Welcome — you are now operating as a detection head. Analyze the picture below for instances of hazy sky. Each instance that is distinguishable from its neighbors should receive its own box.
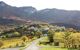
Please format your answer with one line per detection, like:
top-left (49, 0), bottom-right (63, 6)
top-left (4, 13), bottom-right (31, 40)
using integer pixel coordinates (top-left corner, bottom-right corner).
top-left (0, 0), bottom-right (80, 10)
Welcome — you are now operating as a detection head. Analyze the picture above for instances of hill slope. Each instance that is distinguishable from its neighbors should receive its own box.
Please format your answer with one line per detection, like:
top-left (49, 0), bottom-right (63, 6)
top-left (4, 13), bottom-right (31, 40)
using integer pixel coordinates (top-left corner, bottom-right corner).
top-left (0, 1), bottom-right (80, 29)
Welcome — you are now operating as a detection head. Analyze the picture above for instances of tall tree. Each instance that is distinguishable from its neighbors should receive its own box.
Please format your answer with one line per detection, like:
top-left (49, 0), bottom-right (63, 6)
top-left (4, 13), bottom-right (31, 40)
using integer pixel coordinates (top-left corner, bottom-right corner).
top-left (47, 30), bottom-right (54, 43)
top-left (62, 32), bottom-right (71, 48)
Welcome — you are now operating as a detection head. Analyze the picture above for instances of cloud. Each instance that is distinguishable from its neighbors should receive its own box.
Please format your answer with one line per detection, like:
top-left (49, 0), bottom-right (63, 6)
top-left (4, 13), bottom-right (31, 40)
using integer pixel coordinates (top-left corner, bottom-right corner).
top-left (0, 0), bottom-right (80, 10)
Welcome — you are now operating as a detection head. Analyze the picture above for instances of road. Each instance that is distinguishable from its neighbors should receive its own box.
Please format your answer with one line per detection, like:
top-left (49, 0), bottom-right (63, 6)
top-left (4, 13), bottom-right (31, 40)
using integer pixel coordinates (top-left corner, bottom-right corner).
top-left (24, 38), bottom-right (42, 50)
top-left (0, 38), bottom-right (42, 50)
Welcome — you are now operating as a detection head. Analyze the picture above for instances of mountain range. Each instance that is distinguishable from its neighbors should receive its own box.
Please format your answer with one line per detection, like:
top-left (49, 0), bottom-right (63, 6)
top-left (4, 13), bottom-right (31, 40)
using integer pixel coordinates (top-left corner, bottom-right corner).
top-left (0, 1), bottom-right (80, 29)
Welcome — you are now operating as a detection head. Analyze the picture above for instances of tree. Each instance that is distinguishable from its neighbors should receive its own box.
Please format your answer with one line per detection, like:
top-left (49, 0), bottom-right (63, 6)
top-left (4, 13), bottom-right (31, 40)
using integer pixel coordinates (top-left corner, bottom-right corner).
top-left (21, 36), bottom-right (27, 42)
top-left (14, 32), bottom-right (20, 36)
top-left (35, 30), bottom-right (42, 38)
top-left (70, 33), bottom-right (80, 49)
top-left (62, 32), bottom-right (71, 48)
top-left (47, 30), bottom-right (54, 43)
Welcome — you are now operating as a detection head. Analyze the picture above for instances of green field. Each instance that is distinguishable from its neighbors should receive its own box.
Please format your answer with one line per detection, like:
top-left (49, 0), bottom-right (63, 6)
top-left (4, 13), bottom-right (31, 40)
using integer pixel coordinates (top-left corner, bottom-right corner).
top-left (40, 46), bottom-right (77, 50)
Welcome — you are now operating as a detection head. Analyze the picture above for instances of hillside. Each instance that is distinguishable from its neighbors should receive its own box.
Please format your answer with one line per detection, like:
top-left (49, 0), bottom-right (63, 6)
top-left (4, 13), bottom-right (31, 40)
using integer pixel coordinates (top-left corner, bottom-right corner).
top-left (0, 1), bottom-right (80, 29)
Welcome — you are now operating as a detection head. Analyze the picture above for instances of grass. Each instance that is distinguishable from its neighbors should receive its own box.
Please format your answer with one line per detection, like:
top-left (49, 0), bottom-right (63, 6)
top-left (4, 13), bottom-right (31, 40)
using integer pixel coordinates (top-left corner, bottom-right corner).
top-left (19, 37), bottom-right (37, 50)
top-left (39, 36), bottom-right (77, 50)
top-left (40, 46), bottom-right (77, 50)
top-left (41, 47), bottom-right (67, 50)
top-left (1, 38), bottom-right (24, 48)
top-left (19, 42), bottom-right (32, 50)
top-left (0, 36), bottom-right (32, 49)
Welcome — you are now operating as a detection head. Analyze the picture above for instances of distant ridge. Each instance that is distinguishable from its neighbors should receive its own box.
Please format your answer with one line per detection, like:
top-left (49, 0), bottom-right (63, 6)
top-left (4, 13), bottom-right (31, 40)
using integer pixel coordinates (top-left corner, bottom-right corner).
top-left (0, 1), bottom-right (80, 29)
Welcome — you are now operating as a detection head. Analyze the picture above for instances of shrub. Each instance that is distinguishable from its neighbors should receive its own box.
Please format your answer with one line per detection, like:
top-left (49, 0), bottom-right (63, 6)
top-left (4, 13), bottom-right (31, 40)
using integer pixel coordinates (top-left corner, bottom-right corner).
top-left (0, 41), bottom-right (3, 47)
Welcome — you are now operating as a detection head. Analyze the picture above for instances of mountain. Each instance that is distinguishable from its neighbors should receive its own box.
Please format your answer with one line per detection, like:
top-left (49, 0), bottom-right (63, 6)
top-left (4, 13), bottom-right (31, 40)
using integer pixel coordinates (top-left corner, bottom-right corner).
top-left (0, 1), bottom-right (37, 17)
top-left (32, 9), bottom-right (80, 24)
top-left (31, 9), bottom-right (80, 29)
top-left (0, 1), bottom-right (37, 25)
top-left (0, 1), bottom-right (80, 29)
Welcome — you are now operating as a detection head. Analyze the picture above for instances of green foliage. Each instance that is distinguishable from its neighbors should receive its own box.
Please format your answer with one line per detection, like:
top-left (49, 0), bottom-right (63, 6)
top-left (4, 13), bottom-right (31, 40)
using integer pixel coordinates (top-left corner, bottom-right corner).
top-left (47, 30), bottom-right (54, 43)
top-left (21, 36), bottom-right (27, 42)
top-left (62, 32), bottom-right (72, 48)
top-left (35, 30), bottom-right (42, 38)
top-left (41, 46), bottom-right (77, 50)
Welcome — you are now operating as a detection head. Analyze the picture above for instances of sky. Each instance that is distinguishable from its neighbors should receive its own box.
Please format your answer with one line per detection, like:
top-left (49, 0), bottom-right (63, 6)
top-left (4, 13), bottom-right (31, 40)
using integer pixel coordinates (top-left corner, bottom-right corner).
top-left (0, 0), bottom-right (80, 10)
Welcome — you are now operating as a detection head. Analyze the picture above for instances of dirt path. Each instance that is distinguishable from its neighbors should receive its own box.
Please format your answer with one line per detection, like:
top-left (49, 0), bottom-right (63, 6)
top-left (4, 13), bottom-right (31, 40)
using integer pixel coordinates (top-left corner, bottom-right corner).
top-left (24, 38), bottom-right (42, 50)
